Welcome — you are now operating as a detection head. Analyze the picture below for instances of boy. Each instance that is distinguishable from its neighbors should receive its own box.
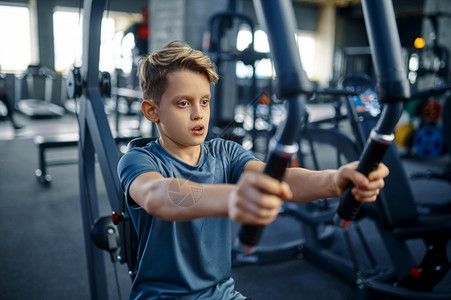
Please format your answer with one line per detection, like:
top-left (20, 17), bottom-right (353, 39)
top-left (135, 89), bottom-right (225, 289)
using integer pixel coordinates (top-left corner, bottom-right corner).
top-left (117, 41), bottom-right (389, 299)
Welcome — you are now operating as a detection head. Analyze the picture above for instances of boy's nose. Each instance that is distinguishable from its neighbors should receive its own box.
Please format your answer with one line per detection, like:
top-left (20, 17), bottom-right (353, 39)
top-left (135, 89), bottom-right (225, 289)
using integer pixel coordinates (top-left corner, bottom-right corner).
top-left (191, 106), bottom-right (203, 120)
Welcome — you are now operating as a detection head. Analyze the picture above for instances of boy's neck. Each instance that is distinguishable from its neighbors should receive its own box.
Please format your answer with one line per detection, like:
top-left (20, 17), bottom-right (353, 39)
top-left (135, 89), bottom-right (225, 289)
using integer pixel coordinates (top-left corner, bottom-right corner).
top-left (159, 137), bottom-right (202, 166)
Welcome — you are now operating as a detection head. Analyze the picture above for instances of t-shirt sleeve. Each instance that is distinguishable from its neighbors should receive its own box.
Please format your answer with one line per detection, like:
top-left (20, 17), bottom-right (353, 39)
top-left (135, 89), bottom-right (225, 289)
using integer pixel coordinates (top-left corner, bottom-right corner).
top-left (223, 140), bottom-right (260, 183)
top-left (117, 147), bottom-right (159, 204)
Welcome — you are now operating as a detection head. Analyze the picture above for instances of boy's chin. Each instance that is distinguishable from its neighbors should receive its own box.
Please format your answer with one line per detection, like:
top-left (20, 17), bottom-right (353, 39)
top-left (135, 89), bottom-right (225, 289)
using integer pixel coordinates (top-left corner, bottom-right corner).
top-left (193, 136), bottom-right (207, 144)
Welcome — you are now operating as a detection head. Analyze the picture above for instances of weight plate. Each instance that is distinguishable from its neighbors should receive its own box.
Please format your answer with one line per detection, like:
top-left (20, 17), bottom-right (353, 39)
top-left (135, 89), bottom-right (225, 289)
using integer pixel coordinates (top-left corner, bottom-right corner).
top-left (422, 99), bottom-right (442, 122)
top-left (413, 125), bottom-right (445, 160)
top-left (405, 98), bottom-right (423, 118)
top-left (394, 123), bottom-right (414, 147)
top-left (66, 67), bottom-right (82, 99)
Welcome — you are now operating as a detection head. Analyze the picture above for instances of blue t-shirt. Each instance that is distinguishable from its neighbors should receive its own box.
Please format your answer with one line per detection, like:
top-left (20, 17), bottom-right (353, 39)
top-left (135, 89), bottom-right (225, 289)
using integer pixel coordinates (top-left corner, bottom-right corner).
top-left (117, 138), bottom-right (257, 299)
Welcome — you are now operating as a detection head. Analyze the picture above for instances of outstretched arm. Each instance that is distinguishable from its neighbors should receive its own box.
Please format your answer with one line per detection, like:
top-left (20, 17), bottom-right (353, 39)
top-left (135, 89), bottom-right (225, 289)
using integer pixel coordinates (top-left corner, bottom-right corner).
top-left (245, 160), bottom-right (388, 204)
top-left (129, 168), bottom-right (289, 225)
top-left (129, 159), bottom-right (387, 224)
top-left (129, 171), bottom-right (232, 221)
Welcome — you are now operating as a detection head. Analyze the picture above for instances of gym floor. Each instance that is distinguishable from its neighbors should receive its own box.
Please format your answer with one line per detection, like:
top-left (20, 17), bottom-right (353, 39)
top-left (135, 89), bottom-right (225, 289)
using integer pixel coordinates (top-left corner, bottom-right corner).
top-left (0, 104), bottom-right (450, 300)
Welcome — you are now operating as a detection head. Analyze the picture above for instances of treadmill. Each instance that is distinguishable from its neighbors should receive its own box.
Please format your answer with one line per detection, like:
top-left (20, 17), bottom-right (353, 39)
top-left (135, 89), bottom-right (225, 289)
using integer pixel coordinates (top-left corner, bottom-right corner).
top-left (15, 65), bottom-right (65, 118)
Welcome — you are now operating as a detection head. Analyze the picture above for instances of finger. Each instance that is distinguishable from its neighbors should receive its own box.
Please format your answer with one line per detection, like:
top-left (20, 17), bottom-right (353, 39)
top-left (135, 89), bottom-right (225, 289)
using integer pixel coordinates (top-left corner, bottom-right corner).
top-left (365, 178), bottom-right (385, 190)
top-left (352, 187), bottom-right (380, 197)
top-left (237, 195), bottom-right (282, 225)
top-left (280, 181), bottom-right (293, 201)
top-left (352, 187), bottom-right (380, 202)
top-left (354, 195), bottom-right (378, 203)
top-left (348, 161), bottom-right (360, 169)
top-left (248, 172), bottom-right (291, 198)
top-left (352, 178), bottom-right (384, 195)
top-left (236, 184), bottom-right (283, 210)
top-left (246, 202), bottom-right (281, 225)
top-left (347, 170), bottom-right (369, 189)
top-left (368, 163), bottom-right (389, 181)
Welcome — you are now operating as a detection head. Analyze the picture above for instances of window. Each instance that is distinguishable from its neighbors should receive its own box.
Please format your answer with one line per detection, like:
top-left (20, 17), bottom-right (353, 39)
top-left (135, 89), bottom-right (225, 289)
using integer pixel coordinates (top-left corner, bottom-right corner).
top-left (236, 27), bottom-right (316, 79)
top-left (296, 34), bottom-right (315, 79)
top-left (53, 8), bottom-right (132, 73)
top-left (0, 5), bottom-right (31, 71)
top-left (53, 9), bottom-right (83, 72)
top-left (236, 27), bottom-right (272, 79)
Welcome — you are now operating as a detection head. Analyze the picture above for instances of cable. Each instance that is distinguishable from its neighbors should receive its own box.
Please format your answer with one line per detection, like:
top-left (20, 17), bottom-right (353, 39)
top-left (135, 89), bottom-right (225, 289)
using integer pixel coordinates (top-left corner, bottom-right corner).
top-left (111, 252), bottom-right (123, 300)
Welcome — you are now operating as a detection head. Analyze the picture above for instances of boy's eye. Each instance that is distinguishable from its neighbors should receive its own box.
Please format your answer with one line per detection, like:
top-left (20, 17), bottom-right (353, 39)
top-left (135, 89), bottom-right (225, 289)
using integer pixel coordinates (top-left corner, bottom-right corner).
top-left (201, 99), bottom-right (210, 106)
top-left (177, 100), bottom-right (189, 107)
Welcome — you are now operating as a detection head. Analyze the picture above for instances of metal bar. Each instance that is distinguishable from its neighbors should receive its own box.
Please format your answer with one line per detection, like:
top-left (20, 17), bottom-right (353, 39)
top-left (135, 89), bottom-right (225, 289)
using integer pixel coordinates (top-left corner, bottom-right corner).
top-left (237, 0), bottom-right (309, 253)
top-left (334, 0), bottom-right (409, 226)
top-left (78, 0), bottom-right (115, 299)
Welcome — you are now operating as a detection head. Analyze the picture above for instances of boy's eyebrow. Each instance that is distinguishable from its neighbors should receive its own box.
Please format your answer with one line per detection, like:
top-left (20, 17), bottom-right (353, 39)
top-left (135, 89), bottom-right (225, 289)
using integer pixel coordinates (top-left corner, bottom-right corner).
top-left (171, 93), bottom-right (211, 101)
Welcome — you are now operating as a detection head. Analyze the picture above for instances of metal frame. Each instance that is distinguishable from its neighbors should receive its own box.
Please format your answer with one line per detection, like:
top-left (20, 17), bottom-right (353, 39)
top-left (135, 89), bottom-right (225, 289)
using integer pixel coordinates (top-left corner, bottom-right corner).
top-left (77, 1), bottom-right (123, 299)
top-left (75, 0), bottom-right (450, 299)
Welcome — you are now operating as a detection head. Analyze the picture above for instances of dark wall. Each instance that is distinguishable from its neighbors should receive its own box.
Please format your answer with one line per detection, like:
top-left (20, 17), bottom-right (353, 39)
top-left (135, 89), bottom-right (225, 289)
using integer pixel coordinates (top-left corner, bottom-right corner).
top-left (336, 0), bottom-right (424, 49)
top-left (242, 0), bottom-right (318, 32)
top-left (397, 15), bottom-right (423, 49)
top-left (334, 0), bottom-right (425, 81)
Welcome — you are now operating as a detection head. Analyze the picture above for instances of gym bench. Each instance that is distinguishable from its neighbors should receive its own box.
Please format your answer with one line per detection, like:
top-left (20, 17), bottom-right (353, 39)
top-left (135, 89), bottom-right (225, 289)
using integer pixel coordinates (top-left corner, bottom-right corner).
top-left (34, 133), bottom-right (79, 184)
top-left (34, 133), bottom-right (140, 185)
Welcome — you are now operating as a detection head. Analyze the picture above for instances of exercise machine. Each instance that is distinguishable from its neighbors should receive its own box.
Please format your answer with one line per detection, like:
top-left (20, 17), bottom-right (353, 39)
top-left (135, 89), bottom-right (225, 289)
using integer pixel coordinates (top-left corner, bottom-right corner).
top-left (297, 72), bottom-right (451, 299)
top-left (402, 84), bottom-right (451, 182)
top-left (397, 13), bottom-right (451, 162)
top-left (294, 72), bottom-right (451, 298)
top-left (69, 0), bottom-right (451, 299)
top-left (231, 86), bottom-right (360, 267)
top-left (204, 0), bottom-right (273, 158)
top-left (416, 13), bottom-right (450, 85)
top-left (65, 1), bottom-right (139, 299)
top-left (15, 64), bottom-right (65, 118)
top-left (236, 0), bottom-right (451, 299)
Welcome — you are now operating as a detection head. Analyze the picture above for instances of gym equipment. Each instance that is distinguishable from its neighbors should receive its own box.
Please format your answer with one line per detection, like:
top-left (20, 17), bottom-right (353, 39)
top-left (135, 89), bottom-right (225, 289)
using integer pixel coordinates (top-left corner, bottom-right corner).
top-left (232, 87), bottom-right (362, 267)
top-left (35, 67), bottom-right (139, 186)
top-left (422, 99), bottom-right (442, 123)
top-left (15, 65), bottom-right (65, 118)
top-left (71, 1), bottom-right (451, 299)
top-left (235, 0), bottom-right (310, 254)
top-left (333, 46), bottom-right (374, 83)
top-left (110, 86), bottom-right (143, 135)
top-left (204, 0), bottom-right (271, 158)
top-left (413, 125), bottom-right (445, 160)
top-left (355, 126), bottom-right (451, 298)
top-left (247, 0), bottom-right (451, 297)
top-left (294, 70), bottom-right (451, 299)
top-left (405, 97), bottom-right (423, 118)
top-left (394, 123), bottom-right (415, 148)
top-left (402, 84), bottom-right (451, 183)
top-left (67, 1), bottom-right (139, 298)
top-left (400, 84), bottom-right (451, 160)
top-left (33, 134), bottom-right (140, 185)
top-left (416, 13), bottom-right (451, 82)
top-left (33, 134), bottom-right (79, 184)
top-left (333, 0), bottom-right (408, 227)
top-left (443, 91), bottom-right (451, 154)
top-left (91, 215), bottom-right (120, 255)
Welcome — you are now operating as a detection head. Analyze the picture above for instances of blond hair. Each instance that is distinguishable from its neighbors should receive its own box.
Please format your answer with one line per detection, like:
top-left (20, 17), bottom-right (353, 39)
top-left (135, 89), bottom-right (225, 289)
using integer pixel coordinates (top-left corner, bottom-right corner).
top-left (138, 41), bottom-right (218, 105)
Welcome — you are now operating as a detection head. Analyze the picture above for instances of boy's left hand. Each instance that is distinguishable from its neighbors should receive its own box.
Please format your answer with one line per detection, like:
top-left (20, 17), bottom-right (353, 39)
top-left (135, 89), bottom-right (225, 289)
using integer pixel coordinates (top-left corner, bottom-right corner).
top-left (334, 161), bottom-right (389, 203)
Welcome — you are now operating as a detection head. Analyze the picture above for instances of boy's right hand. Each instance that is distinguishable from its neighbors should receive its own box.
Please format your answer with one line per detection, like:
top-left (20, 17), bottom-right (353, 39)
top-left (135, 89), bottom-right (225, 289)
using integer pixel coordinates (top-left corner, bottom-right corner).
top-left (228, 172), bottom-right (292, 225)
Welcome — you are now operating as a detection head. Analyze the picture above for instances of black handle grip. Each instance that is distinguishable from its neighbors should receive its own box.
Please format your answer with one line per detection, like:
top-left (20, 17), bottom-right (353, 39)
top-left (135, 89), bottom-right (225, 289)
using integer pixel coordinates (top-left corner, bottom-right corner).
top-left (334, 130), bottom-right (392, 227)
top-left (235, 0), bottom-right (307, 254)
top-left (238, 152), bottom-right (292, 251)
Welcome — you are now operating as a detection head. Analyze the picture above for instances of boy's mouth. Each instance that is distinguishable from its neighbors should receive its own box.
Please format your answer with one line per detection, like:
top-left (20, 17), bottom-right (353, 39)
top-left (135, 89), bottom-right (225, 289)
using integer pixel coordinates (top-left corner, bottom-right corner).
top-left (190, 124), bottom-right (205, 136)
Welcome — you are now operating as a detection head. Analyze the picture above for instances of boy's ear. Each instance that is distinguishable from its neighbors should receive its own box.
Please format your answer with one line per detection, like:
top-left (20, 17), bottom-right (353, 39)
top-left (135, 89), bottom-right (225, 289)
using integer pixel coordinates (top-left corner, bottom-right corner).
top-left (142, 99), bottom-right (159, 123)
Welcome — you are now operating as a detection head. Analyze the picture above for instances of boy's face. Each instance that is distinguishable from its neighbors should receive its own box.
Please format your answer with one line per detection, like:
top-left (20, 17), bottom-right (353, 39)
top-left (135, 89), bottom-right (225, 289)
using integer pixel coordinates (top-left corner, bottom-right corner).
top-left (152, 69), bottom-right (211, 150)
